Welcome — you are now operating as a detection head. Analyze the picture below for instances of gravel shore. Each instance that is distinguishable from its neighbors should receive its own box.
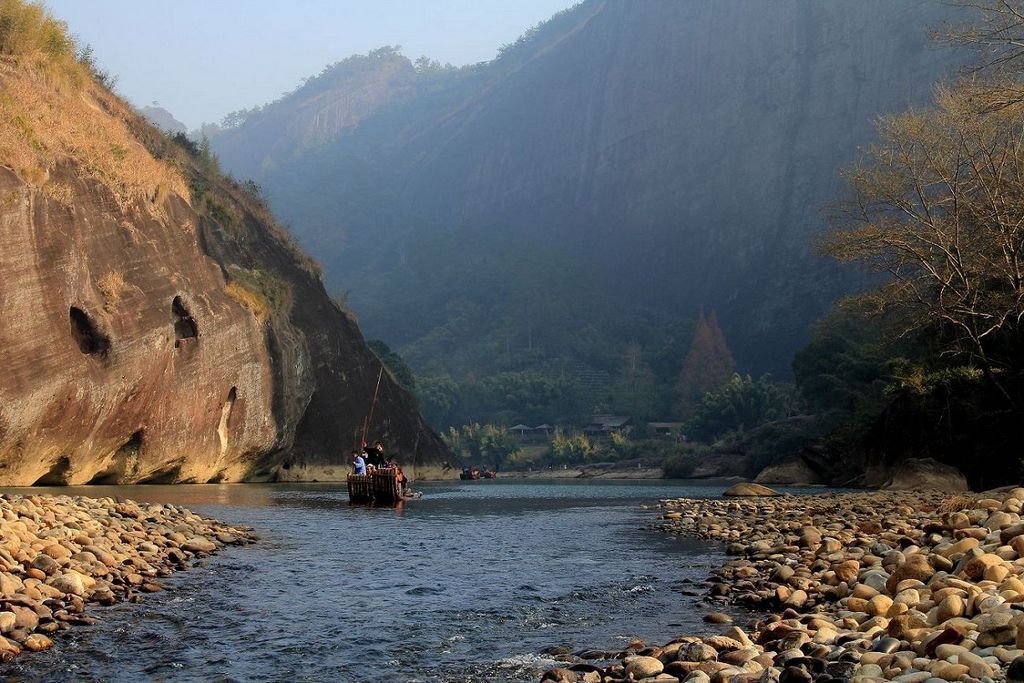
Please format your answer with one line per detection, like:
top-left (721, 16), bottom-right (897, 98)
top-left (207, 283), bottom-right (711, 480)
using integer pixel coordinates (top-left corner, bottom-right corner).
top-left (542, 488), bottom-right (1024, 683)
top-left (0, 493), bottom-right (254, 659)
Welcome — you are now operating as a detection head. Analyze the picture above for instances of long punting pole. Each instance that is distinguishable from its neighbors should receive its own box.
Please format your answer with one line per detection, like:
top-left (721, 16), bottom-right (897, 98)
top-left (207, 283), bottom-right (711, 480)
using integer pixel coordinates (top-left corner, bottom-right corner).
top-left (361, 365), bottom-right (385, 445)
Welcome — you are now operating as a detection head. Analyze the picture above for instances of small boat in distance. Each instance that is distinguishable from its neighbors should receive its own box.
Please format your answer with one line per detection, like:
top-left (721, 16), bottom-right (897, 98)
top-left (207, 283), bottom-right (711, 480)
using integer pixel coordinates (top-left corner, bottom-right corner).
top-left (460, 467), bottom-right (497, 480)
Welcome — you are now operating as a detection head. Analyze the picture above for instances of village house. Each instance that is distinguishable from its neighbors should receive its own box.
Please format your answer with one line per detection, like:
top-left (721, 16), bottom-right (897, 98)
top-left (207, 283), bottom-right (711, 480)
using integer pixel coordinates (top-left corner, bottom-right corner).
top-left (648, 422), bottom-right (685, 439)
top-left (583, 415), bottom-right (633, 437)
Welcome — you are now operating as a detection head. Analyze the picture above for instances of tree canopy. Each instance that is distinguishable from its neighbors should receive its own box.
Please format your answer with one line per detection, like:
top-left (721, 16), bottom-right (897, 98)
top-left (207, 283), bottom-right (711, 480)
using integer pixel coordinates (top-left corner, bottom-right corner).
top-left (675, 310), bottom-right (736, 419)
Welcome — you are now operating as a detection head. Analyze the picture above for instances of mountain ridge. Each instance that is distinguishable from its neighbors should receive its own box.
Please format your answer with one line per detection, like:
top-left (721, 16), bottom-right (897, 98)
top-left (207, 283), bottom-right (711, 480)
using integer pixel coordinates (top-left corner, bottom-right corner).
top-left (211, 0), bottom-right (968, 407)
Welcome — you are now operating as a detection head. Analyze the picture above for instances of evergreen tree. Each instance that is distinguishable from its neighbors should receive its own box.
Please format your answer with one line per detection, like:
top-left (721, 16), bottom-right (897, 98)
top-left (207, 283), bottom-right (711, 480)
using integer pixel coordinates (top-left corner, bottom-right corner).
top-left (675, 309), bottom-right (736, 419)
top-left (609, 342), bottom-right (658, 418)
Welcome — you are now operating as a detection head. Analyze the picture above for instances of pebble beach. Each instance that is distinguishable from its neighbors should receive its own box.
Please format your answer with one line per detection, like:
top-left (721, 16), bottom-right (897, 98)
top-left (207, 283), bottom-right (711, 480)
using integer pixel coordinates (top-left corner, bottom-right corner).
top-left (0, 493), bottom-right (254, 660)
top-left (542, 487), bottom-right (1024, 683)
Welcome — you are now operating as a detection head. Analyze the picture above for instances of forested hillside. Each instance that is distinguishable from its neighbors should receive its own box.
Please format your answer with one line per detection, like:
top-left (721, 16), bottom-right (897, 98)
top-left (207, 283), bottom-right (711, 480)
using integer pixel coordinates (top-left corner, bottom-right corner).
top-left (212, 0), bottom-right (965, 427)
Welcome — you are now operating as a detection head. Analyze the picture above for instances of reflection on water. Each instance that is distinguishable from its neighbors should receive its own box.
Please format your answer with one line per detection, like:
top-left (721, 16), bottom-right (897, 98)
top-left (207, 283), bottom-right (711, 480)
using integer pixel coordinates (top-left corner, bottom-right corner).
top-left (2, 479), bottom-right (737, 683)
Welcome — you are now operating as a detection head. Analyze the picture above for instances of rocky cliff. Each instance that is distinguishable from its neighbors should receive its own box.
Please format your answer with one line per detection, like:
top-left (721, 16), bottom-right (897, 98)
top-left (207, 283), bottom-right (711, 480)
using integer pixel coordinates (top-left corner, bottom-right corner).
top-left (213, 0), bottom-right (967, 379)
top-left (0, 32), bottom-right (448, 485)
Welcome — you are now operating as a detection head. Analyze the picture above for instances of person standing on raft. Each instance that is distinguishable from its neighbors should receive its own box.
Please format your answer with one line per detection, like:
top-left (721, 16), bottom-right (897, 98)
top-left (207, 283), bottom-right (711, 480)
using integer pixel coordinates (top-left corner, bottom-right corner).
top-left (352, 450), bottom-right (367, 475)
top-left (364, 440), bottom-right (386, 469)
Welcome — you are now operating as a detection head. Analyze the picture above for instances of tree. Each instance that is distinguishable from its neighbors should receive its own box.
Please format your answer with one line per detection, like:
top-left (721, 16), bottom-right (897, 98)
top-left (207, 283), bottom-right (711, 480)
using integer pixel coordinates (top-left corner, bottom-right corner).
top-left (442, 425), bottom-right (463, 456)
top-left (221, 107), bottom-right (257, 129)
top-left (475, 371), bottom-right (585, 424)
top-left (793, 1), bottom-right (1024, 487)
top-left (478, 424), bottom-right (519, 471)
top-left (675, 309), bottom-right (736, 418)
top-left (792, 311), bottom-right (902, 415)
top-left (609, 342), bottom-right (659, 419)
top-left (366, 339), bottom-right (416, 391)
top-left (549, 430), bottom-right (595, 464)
top-left (825, 84), bottom-right (1024, 403)
top-left (442, 423), bottom-right (518, 469)
top-left (417, 375), bottom-right (459, 427)
top-left (684, 374), bottom-right (802, 442)
top-left (940, 1), bottom-right (1024, 112)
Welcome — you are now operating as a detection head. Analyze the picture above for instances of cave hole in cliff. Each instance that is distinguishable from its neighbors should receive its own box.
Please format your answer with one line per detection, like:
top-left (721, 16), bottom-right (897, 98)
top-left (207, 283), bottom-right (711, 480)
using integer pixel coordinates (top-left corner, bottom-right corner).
top-left (137, 464), bottom-right (181, 485)
top-left (88, 430), bottom-right (143, 485)
top-left (172, 296), bottom-right (199, 342)
top-left (34, 456), bottom-right (71, 486)
top-left (69, 307), bottom-right (110, 359)
top-left (217, 387), bottom-right (237, 455)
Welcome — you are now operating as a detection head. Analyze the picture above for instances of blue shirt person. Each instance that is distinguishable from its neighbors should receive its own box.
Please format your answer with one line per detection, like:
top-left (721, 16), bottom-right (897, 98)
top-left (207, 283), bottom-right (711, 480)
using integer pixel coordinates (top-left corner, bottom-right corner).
top-left (352, 451), bottom-right (367, 475)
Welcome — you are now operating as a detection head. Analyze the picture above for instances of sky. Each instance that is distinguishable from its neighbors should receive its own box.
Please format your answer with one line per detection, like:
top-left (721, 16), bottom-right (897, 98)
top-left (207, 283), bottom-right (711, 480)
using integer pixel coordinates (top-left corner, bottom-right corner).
top-left (44, 0), bottom-right (576, 129)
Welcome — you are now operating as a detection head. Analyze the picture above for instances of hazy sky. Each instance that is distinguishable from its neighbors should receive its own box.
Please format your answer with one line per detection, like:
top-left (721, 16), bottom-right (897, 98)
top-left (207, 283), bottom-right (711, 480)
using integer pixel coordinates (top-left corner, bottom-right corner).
top-left (44, 0), bottom-right (576, 129)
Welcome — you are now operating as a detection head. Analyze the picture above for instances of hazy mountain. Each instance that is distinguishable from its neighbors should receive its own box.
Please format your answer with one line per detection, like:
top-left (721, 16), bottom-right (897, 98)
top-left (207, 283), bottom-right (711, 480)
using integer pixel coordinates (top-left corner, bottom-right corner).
top-left (212, 0), bottom-right (966, 384)
top-left (139, 104), bottom-right (187, 134)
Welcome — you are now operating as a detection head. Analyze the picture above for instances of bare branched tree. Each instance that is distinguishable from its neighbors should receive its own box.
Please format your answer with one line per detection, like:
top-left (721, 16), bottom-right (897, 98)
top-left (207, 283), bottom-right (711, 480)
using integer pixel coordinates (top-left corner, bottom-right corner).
top-left (826, 85), bottom-right (1024, 401)
top-left (941, 1), bottom-right (1024, 110)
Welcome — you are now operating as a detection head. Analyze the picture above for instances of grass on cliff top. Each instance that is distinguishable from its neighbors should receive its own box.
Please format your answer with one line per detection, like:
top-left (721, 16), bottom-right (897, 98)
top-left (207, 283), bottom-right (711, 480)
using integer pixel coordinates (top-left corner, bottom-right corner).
top-left (0, 0), bottom-right (78, 78)
top-left (0, 0), bottom-right (186, 209)
top-left (0, 0), bottom-right (322, 282)
top-left (224, 266), bottom-right (293, 323)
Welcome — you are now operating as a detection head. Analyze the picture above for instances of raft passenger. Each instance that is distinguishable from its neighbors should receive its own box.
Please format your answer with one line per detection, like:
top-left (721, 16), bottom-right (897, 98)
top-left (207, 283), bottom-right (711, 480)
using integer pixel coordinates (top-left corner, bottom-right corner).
top-left (352, 450), bottom-right (367, 476)
top-left (364, 441), bottom-right (386, 469)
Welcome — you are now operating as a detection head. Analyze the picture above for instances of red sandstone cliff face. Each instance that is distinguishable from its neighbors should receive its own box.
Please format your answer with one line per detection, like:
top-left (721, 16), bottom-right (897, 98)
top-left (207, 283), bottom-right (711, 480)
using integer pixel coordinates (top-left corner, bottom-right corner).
top-left (0, 55), bottom-right (447, 485)
top-left (0, 163), bottom-right (276, 484)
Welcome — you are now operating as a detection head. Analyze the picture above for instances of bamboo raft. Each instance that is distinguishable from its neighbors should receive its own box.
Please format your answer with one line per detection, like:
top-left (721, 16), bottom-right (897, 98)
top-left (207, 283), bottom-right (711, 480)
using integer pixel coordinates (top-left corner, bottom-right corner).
top-left (347, 467), bottom-right (403, 505)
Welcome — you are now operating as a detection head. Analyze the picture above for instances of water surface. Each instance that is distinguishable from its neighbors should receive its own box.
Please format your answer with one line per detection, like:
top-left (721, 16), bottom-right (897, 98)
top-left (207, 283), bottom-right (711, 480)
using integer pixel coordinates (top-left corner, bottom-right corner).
top-left (2, 479), bottom-right (739, 682)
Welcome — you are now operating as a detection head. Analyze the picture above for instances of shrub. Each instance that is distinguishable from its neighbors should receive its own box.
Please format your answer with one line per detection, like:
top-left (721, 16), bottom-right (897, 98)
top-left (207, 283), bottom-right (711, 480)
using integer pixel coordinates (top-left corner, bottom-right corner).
top-left (0, 0), bottom-right (75, 61)
top-left (662, 443), bottom-right (711, 478)
top-left (0, 0), bottom-right (86, 88)
top-left (548, 430), bottom-right (595, 464)
top-left (224, 267), bottom-right (291, 322)
top-left (224, 281), bottom-right (270, 322)
top-left (442, 423), bottom-right (519, 469)
top-left (97, 270), bottom-right (128, 304)
top-left (75, 43), bottom-right (116, 89)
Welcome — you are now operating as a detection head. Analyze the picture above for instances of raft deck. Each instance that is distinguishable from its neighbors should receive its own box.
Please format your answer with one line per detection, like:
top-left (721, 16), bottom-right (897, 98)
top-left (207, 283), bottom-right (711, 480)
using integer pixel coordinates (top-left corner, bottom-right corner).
top-left (347, 467), bottom-right (403, 505)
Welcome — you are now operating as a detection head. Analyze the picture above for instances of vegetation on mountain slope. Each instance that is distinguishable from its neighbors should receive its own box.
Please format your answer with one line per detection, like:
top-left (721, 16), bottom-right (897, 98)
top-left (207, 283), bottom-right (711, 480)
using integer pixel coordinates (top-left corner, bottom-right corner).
top-left (210, 1), bottom-right (964, 435)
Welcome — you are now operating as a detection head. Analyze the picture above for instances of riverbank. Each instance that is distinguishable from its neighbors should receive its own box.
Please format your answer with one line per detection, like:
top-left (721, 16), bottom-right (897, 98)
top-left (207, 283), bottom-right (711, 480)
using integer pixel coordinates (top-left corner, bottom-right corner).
top-left (0, 493), bottom-right (254, 661)
top-left (542, 488), bottom-right (1024, 682)
top-left (501, 462), bottom-right (664, 480)
top-left (271, 461), bottom-right (460, 482)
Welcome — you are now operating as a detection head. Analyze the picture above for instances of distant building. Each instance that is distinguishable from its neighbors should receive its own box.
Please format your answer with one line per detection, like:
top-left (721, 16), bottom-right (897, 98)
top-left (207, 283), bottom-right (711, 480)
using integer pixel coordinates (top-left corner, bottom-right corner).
top-left (648, 422), bottom-right (685, 439)
top-left (534, 423), bottom-right (554, 437)
top-left (584, 415), bottom-right (633, 436)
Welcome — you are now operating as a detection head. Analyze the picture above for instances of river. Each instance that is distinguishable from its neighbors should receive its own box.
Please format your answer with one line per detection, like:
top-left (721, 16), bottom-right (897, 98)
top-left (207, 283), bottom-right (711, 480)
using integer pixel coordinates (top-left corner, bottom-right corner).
top-left (3, 479), bottom-right (740, 682)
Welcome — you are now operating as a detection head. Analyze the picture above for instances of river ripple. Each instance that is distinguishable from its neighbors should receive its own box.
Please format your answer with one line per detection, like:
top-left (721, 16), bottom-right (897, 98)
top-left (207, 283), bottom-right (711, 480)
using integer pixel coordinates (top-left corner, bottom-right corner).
top-left (2, 479), bottom-right (738, 682)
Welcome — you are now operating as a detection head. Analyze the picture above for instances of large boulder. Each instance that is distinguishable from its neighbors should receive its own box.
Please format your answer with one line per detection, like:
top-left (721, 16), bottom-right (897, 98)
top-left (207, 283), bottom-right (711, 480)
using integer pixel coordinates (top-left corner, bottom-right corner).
top-left (882, 458), bottom-right (969, 492)
top-left (47, 572), bottom-right (86, 597)
top-left (723, 482), bottom-right (779, 497)
top-left (755, 455), bottom-right (822, 486)
top-left (624, 656), bottom-right (664, 678)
